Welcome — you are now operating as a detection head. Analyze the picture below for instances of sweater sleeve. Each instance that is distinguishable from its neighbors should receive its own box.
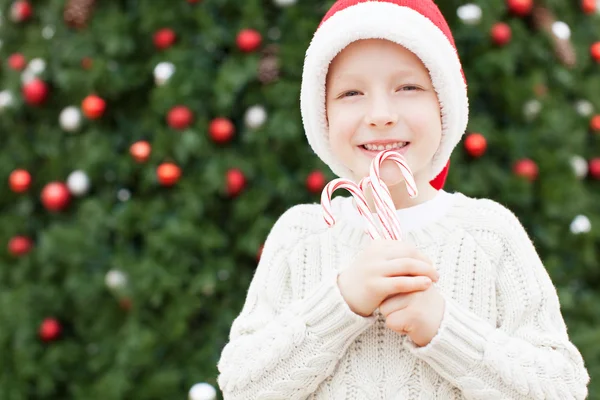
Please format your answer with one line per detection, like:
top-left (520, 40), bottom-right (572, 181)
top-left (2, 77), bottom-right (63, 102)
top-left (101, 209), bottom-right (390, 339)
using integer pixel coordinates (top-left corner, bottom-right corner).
top-left (403, 201), bottom-right (590, 399)
top-left (217, 205), bottom-right (375, 400)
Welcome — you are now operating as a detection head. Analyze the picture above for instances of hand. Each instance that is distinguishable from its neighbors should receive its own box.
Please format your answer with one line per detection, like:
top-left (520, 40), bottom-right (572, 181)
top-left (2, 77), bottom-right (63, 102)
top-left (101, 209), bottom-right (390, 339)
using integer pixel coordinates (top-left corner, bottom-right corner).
top-left (379, 284), bottom-right (446, 347)
top-left (337, 239), bottom-right (439, 318)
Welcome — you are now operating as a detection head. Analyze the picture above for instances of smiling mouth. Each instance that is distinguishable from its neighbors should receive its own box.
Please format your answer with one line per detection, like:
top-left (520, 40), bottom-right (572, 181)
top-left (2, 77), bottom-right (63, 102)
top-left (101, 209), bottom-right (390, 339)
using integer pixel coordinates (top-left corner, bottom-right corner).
top-left (359, 142), bottom-right (410, 152)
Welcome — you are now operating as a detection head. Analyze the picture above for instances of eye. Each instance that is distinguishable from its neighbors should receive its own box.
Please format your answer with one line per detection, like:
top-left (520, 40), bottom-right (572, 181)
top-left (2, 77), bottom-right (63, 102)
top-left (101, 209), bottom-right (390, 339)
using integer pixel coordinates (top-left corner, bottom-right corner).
top-left (340, 90), bottom-right (361, 98)
top-left (397, 85), bottom-right (421, 91)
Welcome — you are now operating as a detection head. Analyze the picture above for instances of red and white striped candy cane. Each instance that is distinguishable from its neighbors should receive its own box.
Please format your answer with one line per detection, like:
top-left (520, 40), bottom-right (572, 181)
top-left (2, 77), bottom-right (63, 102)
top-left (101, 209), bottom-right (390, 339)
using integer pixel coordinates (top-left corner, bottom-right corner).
top-left (366, 150), bottom-right (418, 240)
top-left (321, 178), bottom-right (381, 239)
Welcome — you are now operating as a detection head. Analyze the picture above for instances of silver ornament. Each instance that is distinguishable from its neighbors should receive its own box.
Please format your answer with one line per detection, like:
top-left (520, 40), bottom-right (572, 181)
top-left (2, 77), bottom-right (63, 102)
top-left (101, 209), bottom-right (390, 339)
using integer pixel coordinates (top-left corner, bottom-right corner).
top-left (154, 62), bottom-right (175, 86)
top-left (551, 21), bottom-right (571, 40)
top-left (570, 215), bottom-right (591, 235)
top-left (523, 99), bottom-right (542, 120)
top-left (67, 170), bottom-right (90, 196)
top-left (273, 0), bottom-right (297, 6)
top-left (244, 105), bottom-right (267, 129)
top-left (570, 156), bottom-right (588, 179)
top-left (27, 58), bottom-right (46, 75)
top-left (42, 26), bottom-right (55, 40)
top-left (575, 100), bottom-right (593, 117)
top-left (0, 90), bottom-right (15, 111)
top-left (189, 383), bottom-right (217, 400)
top-left (105, 270), bottom-right (128, 290)
top-left (457, 4), bottom-right (482, 25)
top-left (117, 189), bottom-right (131, 202)
top-left (59, 106), bottom-right (83, 132)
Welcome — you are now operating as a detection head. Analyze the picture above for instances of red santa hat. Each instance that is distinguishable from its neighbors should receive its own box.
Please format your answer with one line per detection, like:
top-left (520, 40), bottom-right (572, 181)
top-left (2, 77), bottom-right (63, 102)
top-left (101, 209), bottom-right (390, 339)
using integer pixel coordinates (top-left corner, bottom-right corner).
top-left (300, 0), bottom-right (469, 190)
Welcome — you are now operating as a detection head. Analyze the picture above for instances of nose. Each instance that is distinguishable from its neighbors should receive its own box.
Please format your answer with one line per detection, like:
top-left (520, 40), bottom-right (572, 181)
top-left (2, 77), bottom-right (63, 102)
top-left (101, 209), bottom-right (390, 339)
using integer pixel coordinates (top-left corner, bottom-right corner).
top-left (364, 95), bottom-right (398, 128)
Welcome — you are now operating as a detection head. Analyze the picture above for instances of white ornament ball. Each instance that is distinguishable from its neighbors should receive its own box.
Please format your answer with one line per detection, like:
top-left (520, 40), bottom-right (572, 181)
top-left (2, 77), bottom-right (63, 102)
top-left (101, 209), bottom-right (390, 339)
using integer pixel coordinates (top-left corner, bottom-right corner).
top-left (60, 106), bottom-right (83, 132)
top-left (28, 58), bottom-right (46, 75)
top-left (154, 62), bottom-right (175, 86)
top-left (457, 4), bottom-right (482, 25)
top-left (570, 215), bottom-right (591, 235)
top-left (570, 155), bottom-right (588, 179)
top-left (575, 100), bottom-right (593, 117)
top-left (189, 383), bottom-right (217, 400)
top-left (0, 90), bottom-right (15, 111)
top-left (67, 170), bottom-right (90, 196)
top-left (244, 105), bottom-right (267, 129)
top-left (273, 0), bottom-right (297, 6)
top-left (117, 188), bottom-right (131, 202)
top-left (551, 21), bottom-right (571, 40)
top-left (523, 99), bottom-right (542, 120)
top-left (105, 270), bottom-right (128, 290)
top-left (21, 69), bottom-right (36, 84)
top-left (42, 26), bottom-right (55, 40)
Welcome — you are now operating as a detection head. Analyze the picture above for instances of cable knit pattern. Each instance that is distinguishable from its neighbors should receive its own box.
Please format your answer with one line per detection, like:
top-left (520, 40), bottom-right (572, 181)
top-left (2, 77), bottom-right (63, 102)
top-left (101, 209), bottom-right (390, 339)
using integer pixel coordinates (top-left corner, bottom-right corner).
top-left (217, 192), bottom-right (590, 399)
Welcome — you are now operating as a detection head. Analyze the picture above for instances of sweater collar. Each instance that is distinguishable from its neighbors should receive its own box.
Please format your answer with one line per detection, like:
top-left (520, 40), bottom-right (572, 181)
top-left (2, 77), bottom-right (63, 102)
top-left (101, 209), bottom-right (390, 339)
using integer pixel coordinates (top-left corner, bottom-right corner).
top-left (340, 190), bottom-right (455, 235)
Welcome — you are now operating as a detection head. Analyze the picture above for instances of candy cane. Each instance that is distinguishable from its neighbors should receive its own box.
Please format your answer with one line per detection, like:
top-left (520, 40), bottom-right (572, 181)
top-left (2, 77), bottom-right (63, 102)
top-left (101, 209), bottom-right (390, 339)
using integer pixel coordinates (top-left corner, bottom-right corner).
top-left (320, 149), bottom-right (418, 241)
top-left (366, 150), bottom-right (418, 239)
top-left (321, 178), bottom-right (381, 239)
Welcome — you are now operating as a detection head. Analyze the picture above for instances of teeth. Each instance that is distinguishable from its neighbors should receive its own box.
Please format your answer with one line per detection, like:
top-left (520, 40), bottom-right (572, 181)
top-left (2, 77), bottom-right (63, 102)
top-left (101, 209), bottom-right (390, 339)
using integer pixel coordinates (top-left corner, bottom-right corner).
top-left (363, 142), bottom-right (407, 151)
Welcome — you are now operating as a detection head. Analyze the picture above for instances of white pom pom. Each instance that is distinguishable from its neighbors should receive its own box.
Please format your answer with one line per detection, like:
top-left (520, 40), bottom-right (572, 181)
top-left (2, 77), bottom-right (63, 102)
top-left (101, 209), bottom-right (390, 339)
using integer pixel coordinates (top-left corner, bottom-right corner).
top-left (273, 0), bottom-right (297, 6)
top-left (570, 215), bottom-right (591, 235)
top-left (60, 106), bottom-right (83, 132)
top-left (570, 155), bottom-right (588, 179)
top-left (154, 62), bottom-right (176, 86)
top-left (0, 90), bottom-right (15, 111)
top-left (189, 383), bottom-right (217, 400)
top-left (457, 4), bottom-right (482, 25)
top-left (21, 69), bottom-right (36, 84)
top-left (67, 170), bottom-right (90, 196)
top-left (523, 99), bottom-right (542, 120)
top-left (244, 105), bottom-right (267, 129)
top-left (105, 270), bottom-right (128, 290)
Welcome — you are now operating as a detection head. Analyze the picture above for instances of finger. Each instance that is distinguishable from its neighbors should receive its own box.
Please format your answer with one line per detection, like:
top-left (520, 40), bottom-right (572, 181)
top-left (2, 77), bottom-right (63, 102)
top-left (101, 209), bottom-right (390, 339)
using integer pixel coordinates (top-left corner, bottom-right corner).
top-left (380, 275), bottom-right (432, 298)
top-left (381, 259), bottom-right (439, 282)
top-left (379, 293), bottom-right (410, 317)
top-left (384, 243), bottom-right (434, 265)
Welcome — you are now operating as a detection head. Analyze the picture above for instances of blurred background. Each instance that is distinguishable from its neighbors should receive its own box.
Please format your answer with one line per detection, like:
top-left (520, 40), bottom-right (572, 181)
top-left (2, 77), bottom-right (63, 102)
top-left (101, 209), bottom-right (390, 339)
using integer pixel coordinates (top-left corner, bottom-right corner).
top-left (0, 0), bottom-right (599, 399)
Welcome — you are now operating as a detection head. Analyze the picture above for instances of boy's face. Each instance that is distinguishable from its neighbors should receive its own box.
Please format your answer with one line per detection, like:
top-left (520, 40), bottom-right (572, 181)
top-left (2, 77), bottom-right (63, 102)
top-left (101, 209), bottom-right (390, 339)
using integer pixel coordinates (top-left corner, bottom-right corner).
top-left (325, 39), bottom-right (442, 186)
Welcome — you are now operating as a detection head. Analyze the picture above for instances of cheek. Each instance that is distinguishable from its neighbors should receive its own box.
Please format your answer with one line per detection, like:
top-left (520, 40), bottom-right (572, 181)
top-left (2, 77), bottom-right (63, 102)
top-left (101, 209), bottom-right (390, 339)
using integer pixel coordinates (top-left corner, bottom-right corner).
top-left (406, 103), bottom-right (442, 141)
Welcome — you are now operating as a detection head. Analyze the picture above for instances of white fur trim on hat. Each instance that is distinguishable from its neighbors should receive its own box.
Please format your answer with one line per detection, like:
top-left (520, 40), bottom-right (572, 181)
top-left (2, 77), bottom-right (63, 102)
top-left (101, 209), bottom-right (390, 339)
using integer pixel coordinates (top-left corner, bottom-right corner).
top-left (300, 1), bottom-right (469, 182)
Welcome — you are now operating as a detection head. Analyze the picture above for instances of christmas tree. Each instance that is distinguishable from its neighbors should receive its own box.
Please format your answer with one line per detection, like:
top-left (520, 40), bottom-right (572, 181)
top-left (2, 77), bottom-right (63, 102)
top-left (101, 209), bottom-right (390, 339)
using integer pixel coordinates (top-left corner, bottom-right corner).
top-left (1, 0), bottom-right (599, 398)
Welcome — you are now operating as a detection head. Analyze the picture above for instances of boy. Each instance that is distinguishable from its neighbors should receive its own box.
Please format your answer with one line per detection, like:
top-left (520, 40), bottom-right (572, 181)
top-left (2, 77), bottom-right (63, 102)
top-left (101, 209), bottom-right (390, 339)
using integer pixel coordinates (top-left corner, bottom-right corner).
top-left (217, 1), bottom-right (590, 398)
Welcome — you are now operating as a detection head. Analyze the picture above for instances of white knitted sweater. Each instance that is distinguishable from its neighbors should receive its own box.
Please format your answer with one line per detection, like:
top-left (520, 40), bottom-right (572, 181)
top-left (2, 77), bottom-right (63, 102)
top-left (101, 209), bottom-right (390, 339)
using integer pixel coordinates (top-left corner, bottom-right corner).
top-left (217, 191), bottom-right (590, 399)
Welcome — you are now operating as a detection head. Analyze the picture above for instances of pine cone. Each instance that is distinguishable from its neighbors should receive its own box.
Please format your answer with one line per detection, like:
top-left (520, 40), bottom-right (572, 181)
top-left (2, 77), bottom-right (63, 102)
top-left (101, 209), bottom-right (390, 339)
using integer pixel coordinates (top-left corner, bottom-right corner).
top-left (64, 0), bottom-right (96, 29)
top-left (258, 45), bottom-right (280, 84)
top-left (532, 6), bottom-right (577, 68)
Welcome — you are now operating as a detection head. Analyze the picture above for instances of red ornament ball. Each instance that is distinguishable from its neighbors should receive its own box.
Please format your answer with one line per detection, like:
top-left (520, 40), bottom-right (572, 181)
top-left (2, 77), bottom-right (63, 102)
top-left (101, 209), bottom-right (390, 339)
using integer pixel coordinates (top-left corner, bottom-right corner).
top-left (257, 244), bottom-right (264, 262)
top-left (130, 140), bottom-right (152, 163)
top-left (81, 57), bottom-right (93, 70)
top-left (41, 182), bottom-right (71, 211)
top-left (464, 133), bottom-right (487, 157)
top-left (22, 78), bottom-right (49, 105)
top-left (306, 171), bottom-right (326, 194)
top-left (82, 94), bottom-right (106, 119)
top-left (8, 53), bottom-right (26, 71)
top-left (187, 0), bottom-right (201, 3)
top-left (491, 23), bottom-right (511, 46)
top-left (507, 0), bottom-right (533, 16)
top-left (236, 29), bottom-right (262, 53)
top-left (167, 106), bottom-right (194, 130)
top-left (153, 28), bottom-right (177, 50)
top-left (39, 318), bottom-right (61, 342)
top-left (8, 236), bottom-right (33, 257)
top-left (589, 158), bottom-right (600, 180)
top-left (582, 0), bottom-right (597, 14)
top-left (209, 117), bottom-right (235, 143)
top-left (591, 42), bottom-right (600, 63)
top-left (590, 115), bottom-right (600, 132)
top-left (11, 1), bottom-right (32, 22)
top-left (226, 168), bottom-right (246, 197)
top-left (513, 159), bottom-right (538, 182)
top-left (157, 163), bottom-right (181, 186)
top-left (9, 169), bottom-right (32, 193)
